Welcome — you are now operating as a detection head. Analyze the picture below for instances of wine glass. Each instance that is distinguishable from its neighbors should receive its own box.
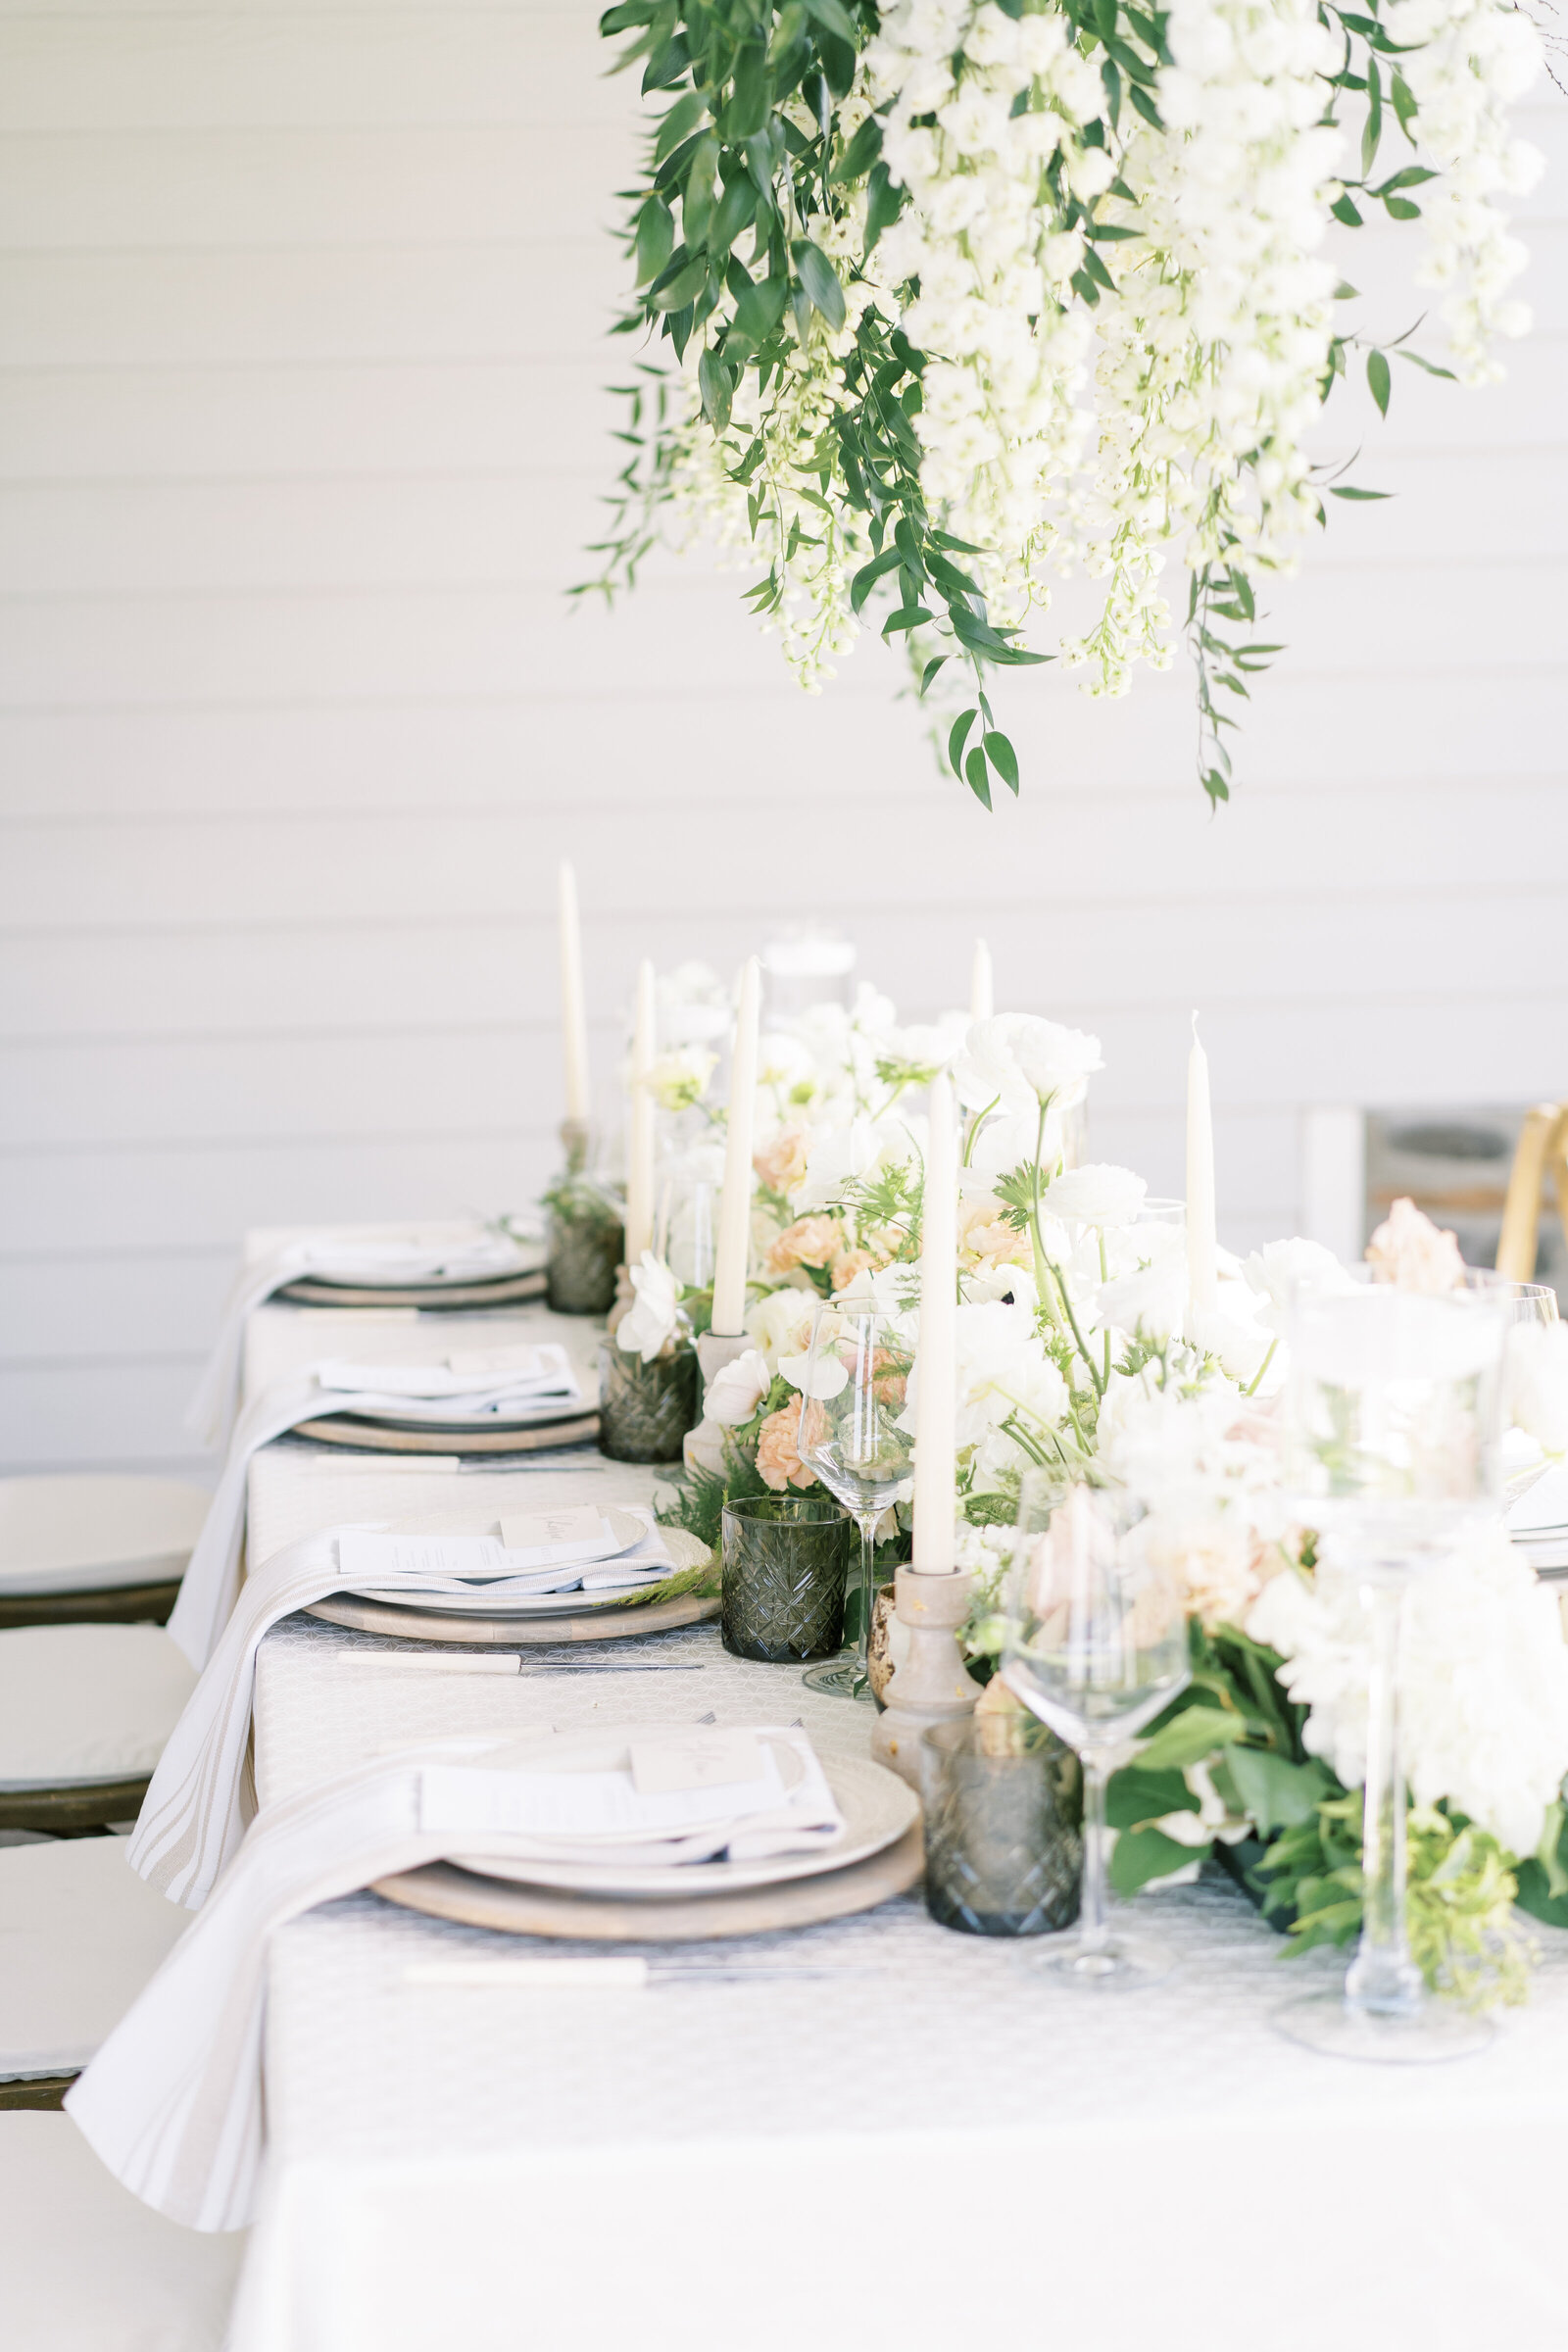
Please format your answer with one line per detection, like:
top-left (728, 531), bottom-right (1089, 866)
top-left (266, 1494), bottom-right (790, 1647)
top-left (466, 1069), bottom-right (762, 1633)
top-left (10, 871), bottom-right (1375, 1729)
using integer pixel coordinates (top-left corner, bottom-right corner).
top-left (1277, 1268), bottom-right (1511, 2061)
top-left (1000, 1470), bottom-right (1190, 1987)
top-left (654, 1167), bottom-right (717, 1294)
top-left (795, 1300), bottom-right (915, 1701)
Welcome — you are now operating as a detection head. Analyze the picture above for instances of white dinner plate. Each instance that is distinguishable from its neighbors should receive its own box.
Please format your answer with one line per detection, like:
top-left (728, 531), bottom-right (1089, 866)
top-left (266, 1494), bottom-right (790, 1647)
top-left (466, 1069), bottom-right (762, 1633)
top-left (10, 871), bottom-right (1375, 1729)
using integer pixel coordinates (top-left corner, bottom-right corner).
top-left (451, 1749), bottom-right (918, 1900)
top-left (348, 1505), bottom-right (678, 1615)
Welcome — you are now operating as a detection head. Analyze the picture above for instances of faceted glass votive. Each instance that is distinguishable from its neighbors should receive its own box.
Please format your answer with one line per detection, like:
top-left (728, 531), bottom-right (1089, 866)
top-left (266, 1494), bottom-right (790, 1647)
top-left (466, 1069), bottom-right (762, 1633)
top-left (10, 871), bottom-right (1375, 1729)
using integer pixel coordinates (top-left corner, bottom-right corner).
top-left (547, 1208), bottom-right (622, 1315)
top-left (921, 1715), bottom-right (1083, 1937)
top-left (598, 1342), bottom-right (699, 1464)
top-left (721, 1494), bottom-right (854, 1663)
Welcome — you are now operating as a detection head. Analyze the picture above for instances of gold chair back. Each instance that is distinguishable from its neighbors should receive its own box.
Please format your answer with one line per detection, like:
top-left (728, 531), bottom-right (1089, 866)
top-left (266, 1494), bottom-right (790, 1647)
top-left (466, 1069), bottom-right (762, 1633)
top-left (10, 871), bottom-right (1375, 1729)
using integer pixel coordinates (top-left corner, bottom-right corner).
top-left (1495, 1102), bottom-right (1568, 1282)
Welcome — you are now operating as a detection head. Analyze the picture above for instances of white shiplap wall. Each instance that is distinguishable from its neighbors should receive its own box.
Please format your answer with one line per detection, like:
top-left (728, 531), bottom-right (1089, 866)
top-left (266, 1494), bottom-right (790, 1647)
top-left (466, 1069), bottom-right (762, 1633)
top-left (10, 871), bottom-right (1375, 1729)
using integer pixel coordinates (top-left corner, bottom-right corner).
top-left (1, 3), bottom-right (1564, 1476)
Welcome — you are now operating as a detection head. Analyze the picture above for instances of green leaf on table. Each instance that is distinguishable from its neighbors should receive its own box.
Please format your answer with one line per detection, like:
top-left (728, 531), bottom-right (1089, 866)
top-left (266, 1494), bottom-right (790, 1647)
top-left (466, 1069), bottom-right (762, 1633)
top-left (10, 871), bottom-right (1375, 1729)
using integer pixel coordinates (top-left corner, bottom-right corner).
top-left (1105, 1765), bottom-right (1198, 1830)
top-left (1134, 1703), bottom-right (1246, 1774)
top-left (1109, 1826), bottom-right (1210, 1894)
top-left (791, 237), bottom-right (846, 329)
top-left (1224, 1748), bottom-right (1337, 1838)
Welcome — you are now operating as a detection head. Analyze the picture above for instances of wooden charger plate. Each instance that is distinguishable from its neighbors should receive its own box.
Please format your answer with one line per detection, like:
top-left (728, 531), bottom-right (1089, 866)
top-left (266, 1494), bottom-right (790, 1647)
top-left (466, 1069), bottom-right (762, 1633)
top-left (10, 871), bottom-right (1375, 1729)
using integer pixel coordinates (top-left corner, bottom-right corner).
top-left (277, 1269), bottom-right (547, 1311)
top-left (373, 1818), bottom-right (923, 1942)
top-left (306, 1588), bottom-right (719, 1644)
top-left (291, 1410), bottom-right (601, 1455)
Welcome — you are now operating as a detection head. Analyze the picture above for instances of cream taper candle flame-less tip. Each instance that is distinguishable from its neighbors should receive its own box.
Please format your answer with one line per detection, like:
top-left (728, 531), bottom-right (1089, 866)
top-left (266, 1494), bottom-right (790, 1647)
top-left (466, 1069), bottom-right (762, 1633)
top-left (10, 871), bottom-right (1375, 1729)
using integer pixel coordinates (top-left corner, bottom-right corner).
top-left (969, 939), bottom-right (994, 1025)
top-left (912, 1066), bottom-right (958, 1571)
top-left (1186, 1009), bottom-right (1218, 1317)
top-left (624, 959), bottom-right (657, 1266)
top-left (710, 956), bottom-right (760, 1337)
top-left (557, 860), bottom-right (591, 1125)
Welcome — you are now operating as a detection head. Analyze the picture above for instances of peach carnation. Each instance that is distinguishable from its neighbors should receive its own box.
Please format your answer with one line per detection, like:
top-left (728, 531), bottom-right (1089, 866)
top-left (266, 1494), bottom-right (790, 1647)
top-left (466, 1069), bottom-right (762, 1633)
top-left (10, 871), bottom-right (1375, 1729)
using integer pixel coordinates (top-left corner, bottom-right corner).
top-left (755, 1402), bottom-right (821, 1492)
top-left (755, 1125), bottom-right (811, 1196)
top-left (830, 1248), bottom-right (877, 1293)
top-left (766, 1214), bottom-right (842, 1275)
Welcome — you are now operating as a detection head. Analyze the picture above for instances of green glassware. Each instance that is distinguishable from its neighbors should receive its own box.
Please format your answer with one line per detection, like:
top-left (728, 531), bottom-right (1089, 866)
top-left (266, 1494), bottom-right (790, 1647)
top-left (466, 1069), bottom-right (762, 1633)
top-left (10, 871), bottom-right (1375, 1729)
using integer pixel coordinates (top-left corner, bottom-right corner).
top-left (720, 1493), bottom-right (855, 1664)
top-left (920, 1715), bottom-right (1083, 1937)
top-left (598, 1342), bottom-right (699, 1464)
top-left (547, 1207), bottom-right (622, 1315)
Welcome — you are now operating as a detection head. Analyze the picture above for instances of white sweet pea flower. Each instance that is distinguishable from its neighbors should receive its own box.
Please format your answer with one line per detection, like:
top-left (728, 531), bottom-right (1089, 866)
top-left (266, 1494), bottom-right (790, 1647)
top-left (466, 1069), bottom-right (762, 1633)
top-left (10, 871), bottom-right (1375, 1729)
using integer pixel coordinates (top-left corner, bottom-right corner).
top-left (615, 1252), bottom-right (681, 1363)
top-left (744, 1287), bottom-right (820, 1371)
top-left (703, 1348), bottom-right (773, 1429)
top-left (794, 1117), bottom-right (884, 1211)
top-left (1041, 1163), bottom-right (1148, 1226)
top-left (777, 1348), bottom-right (850, 1400)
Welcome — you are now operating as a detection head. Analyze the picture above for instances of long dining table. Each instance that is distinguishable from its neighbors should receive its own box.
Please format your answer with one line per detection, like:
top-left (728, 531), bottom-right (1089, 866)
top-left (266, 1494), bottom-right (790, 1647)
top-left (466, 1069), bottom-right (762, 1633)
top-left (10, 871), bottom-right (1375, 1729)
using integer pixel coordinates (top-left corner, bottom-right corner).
top-left (217, 1297), bottom-right (1568, 2352)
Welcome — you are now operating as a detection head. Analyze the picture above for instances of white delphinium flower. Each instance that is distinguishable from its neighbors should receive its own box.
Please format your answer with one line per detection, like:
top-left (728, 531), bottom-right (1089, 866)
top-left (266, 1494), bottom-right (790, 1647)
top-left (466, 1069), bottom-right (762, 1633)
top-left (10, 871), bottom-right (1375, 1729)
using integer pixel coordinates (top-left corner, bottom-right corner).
top-left (615, 1253), bottom-right (682, 1362)
top-left (1248, 1524), bottom-right (1568, 1855)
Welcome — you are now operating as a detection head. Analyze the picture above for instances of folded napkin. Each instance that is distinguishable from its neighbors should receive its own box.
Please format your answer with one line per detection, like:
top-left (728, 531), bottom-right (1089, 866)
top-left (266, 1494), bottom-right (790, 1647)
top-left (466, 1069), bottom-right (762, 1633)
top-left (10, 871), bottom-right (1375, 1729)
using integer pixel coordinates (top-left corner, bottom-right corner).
top-left (167, 1348), bottom-right (584, 1671)
top-left (136, 1509), bottom-right (682, 1908)
top-left (74, 1725), bottom-right (841, 2232)
top-left (186, 1222), bottom-right (534, 1452)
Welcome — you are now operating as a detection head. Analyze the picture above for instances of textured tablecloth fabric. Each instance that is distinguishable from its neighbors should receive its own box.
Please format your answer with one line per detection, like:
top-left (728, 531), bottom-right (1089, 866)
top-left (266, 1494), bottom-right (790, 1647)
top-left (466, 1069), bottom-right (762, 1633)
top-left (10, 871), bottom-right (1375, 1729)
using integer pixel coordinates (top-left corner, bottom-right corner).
top-left (212, 1447), bottom-right (1568, 2352)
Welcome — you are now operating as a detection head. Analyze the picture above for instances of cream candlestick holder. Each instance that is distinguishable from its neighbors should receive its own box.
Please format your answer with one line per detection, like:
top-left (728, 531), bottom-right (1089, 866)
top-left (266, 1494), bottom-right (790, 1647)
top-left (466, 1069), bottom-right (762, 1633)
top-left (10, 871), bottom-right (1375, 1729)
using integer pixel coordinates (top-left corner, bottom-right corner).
top-left (870, 1567), bottom-right (978, 1791)
top-left (697, 1330), bottom-right (753, 1401)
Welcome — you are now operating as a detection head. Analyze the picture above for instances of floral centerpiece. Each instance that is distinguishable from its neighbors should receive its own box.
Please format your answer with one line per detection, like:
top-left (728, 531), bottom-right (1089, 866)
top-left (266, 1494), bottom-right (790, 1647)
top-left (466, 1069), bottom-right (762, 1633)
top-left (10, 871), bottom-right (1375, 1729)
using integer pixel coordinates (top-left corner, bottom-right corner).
top-left (584, 0), bottom-right (1544, 803)
top-left (666, 972), bottom-right (1568, 2005)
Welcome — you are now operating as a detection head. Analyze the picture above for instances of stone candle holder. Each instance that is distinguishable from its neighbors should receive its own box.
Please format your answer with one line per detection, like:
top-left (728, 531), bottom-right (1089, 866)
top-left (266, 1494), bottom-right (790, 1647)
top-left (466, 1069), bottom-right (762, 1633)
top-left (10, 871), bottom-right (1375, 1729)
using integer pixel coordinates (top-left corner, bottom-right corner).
top-left (870, 1567), bottom-right (978, 1791)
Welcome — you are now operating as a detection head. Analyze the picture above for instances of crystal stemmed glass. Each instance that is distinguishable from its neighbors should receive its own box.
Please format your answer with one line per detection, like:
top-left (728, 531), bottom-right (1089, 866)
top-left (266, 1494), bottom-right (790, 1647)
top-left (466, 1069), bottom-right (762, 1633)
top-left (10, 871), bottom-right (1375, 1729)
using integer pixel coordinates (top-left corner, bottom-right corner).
top-left (795, 1300), bottom-right (915, 1701)
top-left (1001, 1471), bottom-right (1191, 1987)
top-left (1276, 1269), bottom-right (1512, 2062)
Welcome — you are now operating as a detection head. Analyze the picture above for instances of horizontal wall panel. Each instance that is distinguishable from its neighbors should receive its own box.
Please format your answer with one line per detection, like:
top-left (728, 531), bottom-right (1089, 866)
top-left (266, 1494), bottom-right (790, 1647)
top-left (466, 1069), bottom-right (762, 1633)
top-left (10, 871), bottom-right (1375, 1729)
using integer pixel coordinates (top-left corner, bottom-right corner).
top-left (0, 555), bottom-right (1562, 709)
top-left (2, 663), bottom-right (1563, 818)
top-left (0, 1250), bottom-right (231, 1363)
top-left (6, 776), bottom-right (1568, 930)
top-left (0, 122), bottom-right (642, 250)
top-left (6, 885), bottom-right (1568, 1044)
top-left (0, 240), bottom-right (623, 368)
top-left (0, 14), bottom-right (620, 134)
top-left (7, 441), bottom-right (1567, 598)
top-left (0, 1133), bottom-right (547, 1255)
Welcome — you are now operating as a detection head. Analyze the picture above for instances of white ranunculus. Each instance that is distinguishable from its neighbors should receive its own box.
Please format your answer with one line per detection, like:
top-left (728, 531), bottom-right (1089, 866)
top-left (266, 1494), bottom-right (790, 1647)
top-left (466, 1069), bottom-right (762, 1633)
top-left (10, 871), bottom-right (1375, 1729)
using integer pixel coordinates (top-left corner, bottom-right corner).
top-left (1509, 1321), bottom-right (1568, 1453)
top-left (615, 1252), bottom-right (681, 1363)
top-left (703, 1347), bottom-right (773, 1428)
top-left (1041, 1163), bottom-right (1148, 1226)
top-left (953, 1014), bottom-right (1103, 1114)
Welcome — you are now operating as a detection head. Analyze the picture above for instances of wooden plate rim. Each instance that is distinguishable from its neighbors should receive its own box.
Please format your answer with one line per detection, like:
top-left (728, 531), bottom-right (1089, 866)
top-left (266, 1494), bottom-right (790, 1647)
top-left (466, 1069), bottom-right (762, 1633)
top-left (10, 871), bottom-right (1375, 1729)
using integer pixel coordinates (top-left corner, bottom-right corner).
top-left (303, 1588), bottom-right (721, 1644)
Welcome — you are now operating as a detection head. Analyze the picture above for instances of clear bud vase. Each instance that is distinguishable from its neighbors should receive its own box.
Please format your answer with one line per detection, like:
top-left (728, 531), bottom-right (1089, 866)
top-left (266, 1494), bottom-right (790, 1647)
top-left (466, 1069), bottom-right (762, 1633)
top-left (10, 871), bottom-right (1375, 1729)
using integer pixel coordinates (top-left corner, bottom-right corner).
top-left (598, 1341), bottom-right (699, 1464)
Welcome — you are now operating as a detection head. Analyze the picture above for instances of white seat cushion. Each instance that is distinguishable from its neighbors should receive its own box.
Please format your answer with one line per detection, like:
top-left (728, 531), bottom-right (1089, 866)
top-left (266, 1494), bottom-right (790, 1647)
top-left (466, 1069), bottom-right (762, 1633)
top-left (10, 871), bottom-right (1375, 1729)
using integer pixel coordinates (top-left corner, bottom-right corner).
top-left (0, 2115), bottom-right (244, 2352)
top-left (0, 1838), bottom-right (190, 2078)
top-left (0, 1626), bottom-right (197, 1789)
top-left (0, 1477), bottom-right (210, 1597)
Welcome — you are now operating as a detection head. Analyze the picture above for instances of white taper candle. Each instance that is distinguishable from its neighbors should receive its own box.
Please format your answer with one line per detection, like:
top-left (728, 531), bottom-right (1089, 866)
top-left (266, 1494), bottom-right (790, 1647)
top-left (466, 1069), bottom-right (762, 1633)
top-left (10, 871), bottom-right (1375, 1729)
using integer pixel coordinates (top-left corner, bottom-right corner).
top-left (913, 1067), bottom-right (958, 1571)
top-left (623, 959), bottom-right (657, 1265)
top-left (969, 939), bottom-right (994, 1024)
top-left (1186, 1010), bottom-right (1218, 1316)
top-left (557, 861), bottom-right (591, 1124)
top-left (710, 956), bottom-right (760, 1336)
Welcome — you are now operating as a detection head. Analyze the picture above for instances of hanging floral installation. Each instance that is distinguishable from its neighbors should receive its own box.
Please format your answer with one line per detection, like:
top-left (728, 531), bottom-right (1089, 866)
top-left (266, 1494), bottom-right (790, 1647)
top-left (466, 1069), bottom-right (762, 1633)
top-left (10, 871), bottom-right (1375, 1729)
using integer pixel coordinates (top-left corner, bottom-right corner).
top-left (578, 0), bottom-right (1544, 804)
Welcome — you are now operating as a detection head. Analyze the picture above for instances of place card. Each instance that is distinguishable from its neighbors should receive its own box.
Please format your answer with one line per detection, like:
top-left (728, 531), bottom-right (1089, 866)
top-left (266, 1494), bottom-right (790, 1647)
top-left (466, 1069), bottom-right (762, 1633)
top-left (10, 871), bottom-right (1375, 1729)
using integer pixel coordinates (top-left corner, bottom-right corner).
top-left (628, 1730), bottom-right (765, 1796)
top-left (498, 1505), bottom-right (616, 1555)
top-left (447, 1346), bottom-right (551, 1378)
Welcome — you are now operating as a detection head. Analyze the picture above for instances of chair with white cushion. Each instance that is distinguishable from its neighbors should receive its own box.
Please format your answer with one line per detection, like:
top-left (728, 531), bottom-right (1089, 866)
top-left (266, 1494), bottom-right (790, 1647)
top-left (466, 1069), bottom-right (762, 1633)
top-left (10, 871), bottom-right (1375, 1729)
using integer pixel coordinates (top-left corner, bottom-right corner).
top-left (0, 2114), bottom-right (244, 2351)
top-left (0, 1476), bottom-right (210, 1630)
top-left (0, 1838), bottom-right (190, 2111)
top-left (0, 1624), bottom-right (197, 1836)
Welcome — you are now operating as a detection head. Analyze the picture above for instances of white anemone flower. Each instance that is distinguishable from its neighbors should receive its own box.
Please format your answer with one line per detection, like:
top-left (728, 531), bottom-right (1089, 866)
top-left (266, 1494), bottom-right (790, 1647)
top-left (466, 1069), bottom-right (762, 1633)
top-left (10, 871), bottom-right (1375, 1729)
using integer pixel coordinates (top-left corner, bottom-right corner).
top-left (953, 1014), bottom-right (1104, 1113)
top-left (615, 1252), bottom-right (681, 1363)
top-left (1041, 1163), bottom-right (1148, 1226)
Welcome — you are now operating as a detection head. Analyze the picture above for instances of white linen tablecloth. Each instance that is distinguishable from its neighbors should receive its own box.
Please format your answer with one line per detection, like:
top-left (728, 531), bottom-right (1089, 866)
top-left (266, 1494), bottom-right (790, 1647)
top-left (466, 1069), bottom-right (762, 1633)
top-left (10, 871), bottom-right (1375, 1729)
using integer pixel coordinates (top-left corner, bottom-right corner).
top-left (224, 1554), bottom-right (1568, 2350)
top-left (174, 1328), bottom-right (1568, 2352)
